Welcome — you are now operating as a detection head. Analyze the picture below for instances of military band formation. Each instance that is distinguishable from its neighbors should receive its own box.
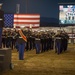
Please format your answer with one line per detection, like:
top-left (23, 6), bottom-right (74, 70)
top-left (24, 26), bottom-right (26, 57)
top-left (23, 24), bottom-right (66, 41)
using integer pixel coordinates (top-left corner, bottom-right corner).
top-left (0, 3), bottom-right (69, 60)
top-left (1, 27), bottom-right (69, 60)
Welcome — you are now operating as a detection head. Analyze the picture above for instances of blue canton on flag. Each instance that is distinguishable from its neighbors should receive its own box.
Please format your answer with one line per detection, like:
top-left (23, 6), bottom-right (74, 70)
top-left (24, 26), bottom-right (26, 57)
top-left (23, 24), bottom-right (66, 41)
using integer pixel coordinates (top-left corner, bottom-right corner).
top-left (4, 14), bottom-right (14, 28)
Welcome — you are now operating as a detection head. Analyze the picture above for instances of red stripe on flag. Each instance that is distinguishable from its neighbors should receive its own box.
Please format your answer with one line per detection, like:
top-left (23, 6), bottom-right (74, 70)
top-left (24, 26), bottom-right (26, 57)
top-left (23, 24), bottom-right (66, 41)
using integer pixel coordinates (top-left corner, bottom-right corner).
top-left (14, 14), bottom-right (40, 28)
top-left (14, 22), bottom-right (40, 24)
top-left (14, 18), bottom-right (40, 20)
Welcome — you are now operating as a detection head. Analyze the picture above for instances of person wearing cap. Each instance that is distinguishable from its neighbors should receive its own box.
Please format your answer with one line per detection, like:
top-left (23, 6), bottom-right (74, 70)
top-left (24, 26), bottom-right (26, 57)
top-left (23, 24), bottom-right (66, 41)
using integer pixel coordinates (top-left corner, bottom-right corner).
top-left (0, 3), bottom-right (4, 48)
top-left (35, 33), bottom-right (41, 54)
top-left (54, 30), bottom-right (62, 54)
top-left (15, 27), bottom-right (27, 60)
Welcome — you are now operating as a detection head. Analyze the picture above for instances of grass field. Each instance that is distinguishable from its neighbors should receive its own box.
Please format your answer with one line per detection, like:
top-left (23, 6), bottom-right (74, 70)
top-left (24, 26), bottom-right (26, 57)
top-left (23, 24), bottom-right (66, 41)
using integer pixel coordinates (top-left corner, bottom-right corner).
top-left (0, 44), bottom-right (75, 75)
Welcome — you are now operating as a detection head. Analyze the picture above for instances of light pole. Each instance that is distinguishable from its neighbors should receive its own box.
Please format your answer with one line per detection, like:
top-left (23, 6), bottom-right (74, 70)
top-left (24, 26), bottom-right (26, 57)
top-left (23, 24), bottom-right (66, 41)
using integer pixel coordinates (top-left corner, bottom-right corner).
top-left (16, 4), bottom-right (20, 14)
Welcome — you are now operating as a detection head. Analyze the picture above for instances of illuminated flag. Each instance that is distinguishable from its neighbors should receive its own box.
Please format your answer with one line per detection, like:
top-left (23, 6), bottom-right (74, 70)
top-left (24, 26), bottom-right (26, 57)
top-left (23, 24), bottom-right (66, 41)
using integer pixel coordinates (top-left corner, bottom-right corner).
top-left (4, 14), bottom-right (40, 28)
top-left (14, 14), bottom-right (40, 28)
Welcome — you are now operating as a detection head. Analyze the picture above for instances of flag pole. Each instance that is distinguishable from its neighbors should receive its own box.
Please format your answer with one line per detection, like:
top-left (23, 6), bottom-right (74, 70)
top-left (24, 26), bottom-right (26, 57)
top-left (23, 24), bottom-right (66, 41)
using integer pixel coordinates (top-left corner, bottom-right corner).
top-left (16, 4), bottom-right (20, 14)
top-left (14, 4), bottom-right (20, 28)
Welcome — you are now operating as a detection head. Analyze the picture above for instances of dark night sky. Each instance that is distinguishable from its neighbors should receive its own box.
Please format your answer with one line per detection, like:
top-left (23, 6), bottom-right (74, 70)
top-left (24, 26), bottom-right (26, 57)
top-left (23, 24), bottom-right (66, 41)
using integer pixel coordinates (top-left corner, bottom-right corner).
top-left (0, 0), bottom-right (75, 26)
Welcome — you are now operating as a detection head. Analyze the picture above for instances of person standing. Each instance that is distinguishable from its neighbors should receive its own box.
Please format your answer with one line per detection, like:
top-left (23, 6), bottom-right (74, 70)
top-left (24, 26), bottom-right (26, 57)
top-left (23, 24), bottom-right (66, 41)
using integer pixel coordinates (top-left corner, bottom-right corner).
top-left (35, 34), bottom-right (41, 54)
top-left (0, 3), bottom-right (4, 48)
top-left (16, 28), bottom-right (27, 60)
top-left (2, 29), bottom-right (6, 48)
top-left (54, 30), bottom-right (62, 54)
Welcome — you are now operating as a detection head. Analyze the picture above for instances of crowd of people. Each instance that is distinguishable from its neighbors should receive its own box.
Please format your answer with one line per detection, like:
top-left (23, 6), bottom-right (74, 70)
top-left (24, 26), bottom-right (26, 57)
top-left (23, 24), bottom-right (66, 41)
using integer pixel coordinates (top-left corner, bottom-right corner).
top-left (1, 28), bottom-right (69, 55)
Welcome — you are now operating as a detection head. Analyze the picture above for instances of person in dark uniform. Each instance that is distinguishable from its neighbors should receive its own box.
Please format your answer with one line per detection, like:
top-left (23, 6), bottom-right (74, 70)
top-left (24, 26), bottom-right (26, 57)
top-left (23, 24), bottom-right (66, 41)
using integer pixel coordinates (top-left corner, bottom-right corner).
top-left (26, 34), bottom-right (29, 51)
top-left (6, 28), bottom-right (12, 48)
top-left (49, 32), bottom-right (53, 50)
top-left (61, 31), bottom-right (69, 51)
top-left (29, 34), bottom-right (33, 50)
top-left (44, 34), bottom-right (47, 52)
top-left (32, 33), bottom-right (35, 50)
top-left (11, 28), bottom-right (17, 49)
top-left (51, 31), bottom-right (55, 50)
top-left (64, 32), bottom-right (69, 51)
top-left (54, 30), bottom-right (62, 54)
top-left (16, 28), bottom-right (27, 60)
top-left (35, 33), bottom-right (41, 54)
top-left (2, 29), bottom-right (6, 48)
top-left (26, 29), bottom-right (32, 51)
top-left (0, 3), bottom-right (4, 48)
top-left (40, 33), bottom-right (44, 53)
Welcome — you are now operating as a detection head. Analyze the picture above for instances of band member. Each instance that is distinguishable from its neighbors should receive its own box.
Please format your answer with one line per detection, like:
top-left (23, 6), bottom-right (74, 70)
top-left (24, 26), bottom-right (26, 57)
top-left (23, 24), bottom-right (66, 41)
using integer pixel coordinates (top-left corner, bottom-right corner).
top-left (0, 3), bottom-right (4, 48)
top-left (16, 28), bottom-right (27, 60)
top-left (35, 34), bottom-right (41, 54)
top-left (2, 29), bottom-right (6, 48)
top-left (55, 30), bottom-right (62, 54)
top-left (6, 29), bottom-right (12, 48)
top-left (29, 34), bottom-right (33, 50)
top-left (11, 29), bottom-right (17, 49)
top-left (61, 31), bottom-right (69, 51)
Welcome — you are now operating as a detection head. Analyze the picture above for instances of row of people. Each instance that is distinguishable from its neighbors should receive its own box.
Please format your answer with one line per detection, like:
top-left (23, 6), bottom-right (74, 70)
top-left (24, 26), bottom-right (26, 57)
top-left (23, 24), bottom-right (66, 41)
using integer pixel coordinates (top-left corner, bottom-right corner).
top-left (15, 28), bottom-right (55, 60)
top-left (1, 28), bottom-right (69, 60)
top-left (2, 28), bottom-right (17, 49)
top-left (15, 28), bottom-right (69, 55)
top-left (1, 28), bottom-right (55, 51)
top-left (54, 30), bottom-right (69, 54)
top-left (2, 28), bottom-right (69, 52)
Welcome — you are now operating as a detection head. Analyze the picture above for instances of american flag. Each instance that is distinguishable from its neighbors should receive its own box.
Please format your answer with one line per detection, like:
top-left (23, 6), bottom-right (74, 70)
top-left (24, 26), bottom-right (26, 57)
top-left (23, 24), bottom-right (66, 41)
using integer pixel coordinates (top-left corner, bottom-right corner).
top-left (4, 14), bottom-right (40, 28)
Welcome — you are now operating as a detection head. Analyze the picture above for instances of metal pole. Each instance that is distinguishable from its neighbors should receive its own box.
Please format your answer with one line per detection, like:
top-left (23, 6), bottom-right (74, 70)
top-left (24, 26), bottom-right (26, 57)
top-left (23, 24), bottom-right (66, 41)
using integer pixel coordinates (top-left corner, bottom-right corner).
top-left (14, 4), bottom-right (20, 28)
top-left (72, 26), bottom-right (74, 44)
top-left (16, 4), bottom-right (20, 14)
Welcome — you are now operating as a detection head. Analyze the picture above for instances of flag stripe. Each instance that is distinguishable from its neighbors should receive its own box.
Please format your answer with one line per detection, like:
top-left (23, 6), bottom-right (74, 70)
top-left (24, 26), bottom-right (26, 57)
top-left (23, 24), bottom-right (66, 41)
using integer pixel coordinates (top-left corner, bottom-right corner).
top-left (14, 20), bottom-right (40, 22)
top-left (14, 22), bottom-right (40, 24)
top-left (14, 14), bottom-right (40, 18)
top-left (14, 24), bottom-right (39, 26)
top-left (14, 18), bottom-right (40, 20)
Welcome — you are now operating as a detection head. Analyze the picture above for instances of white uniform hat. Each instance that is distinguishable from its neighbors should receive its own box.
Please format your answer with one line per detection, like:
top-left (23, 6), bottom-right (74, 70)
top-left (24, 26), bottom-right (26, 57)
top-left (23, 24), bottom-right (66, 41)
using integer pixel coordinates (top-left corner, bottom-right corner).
top-left (20, 26), bottom-right (25, 28)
